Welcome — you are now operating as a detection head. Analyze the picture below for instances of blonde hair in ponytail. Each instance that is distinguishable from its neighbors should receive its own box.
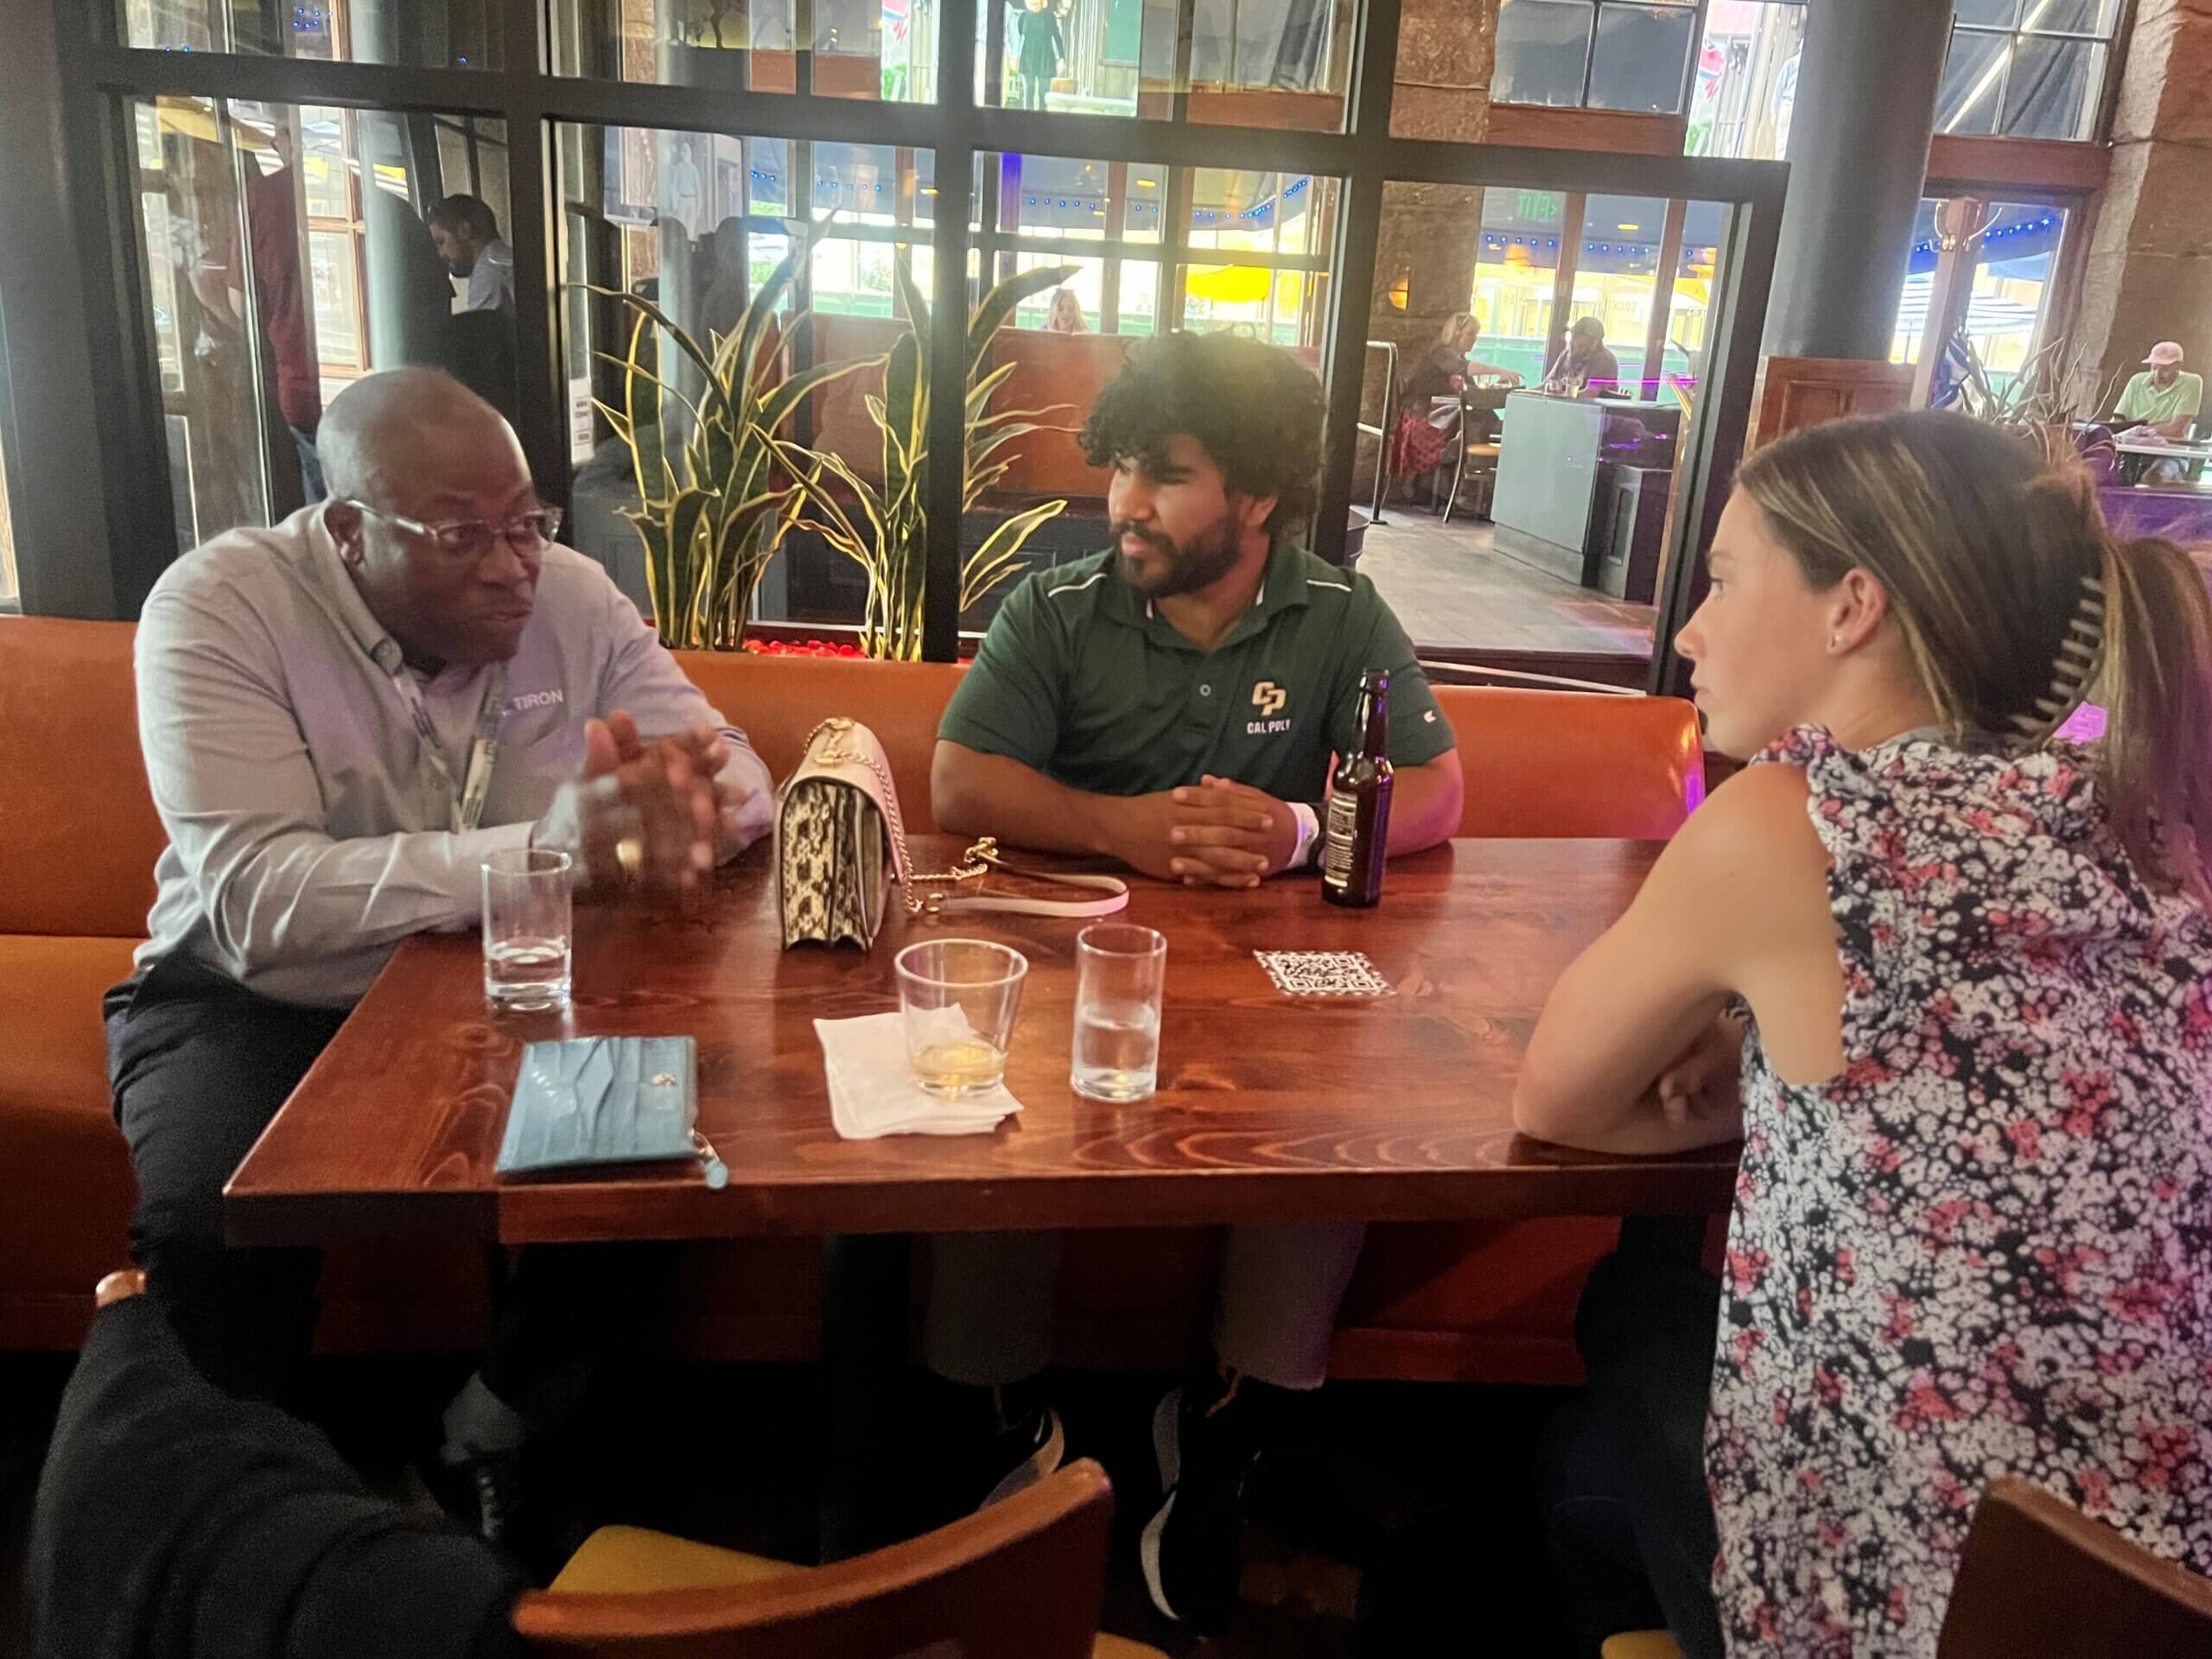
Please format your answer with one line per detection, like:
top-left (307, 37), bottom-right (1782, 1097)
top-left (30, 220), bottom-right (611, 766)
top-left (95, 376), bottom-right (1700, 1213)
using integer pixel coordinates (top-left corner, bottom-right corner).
top-left (1737, 410), bottom-right (2212, 902)
top-left (2092, 534), bottom-right (2212, 905)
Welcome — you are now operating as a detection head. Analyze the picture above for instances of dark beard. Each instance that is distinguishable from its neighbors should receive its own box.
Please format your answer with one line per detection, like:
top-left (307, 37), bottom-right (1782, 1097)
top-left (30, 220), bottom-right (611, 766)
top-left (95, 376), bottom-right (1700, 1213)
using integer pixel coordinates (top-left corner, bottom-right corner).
top-left (1113, 511), bottom-right (1244, 599)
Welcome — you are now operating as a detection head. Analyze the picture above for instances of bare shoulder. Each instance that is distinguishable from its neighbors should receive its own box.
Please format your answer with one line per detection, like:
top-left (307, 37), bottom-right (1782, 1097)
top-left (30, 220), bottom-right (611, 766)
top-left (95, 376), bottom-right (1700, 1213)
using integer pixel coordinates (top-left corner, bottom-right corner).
top-left (1642, 760), bottom-right (1828, 927)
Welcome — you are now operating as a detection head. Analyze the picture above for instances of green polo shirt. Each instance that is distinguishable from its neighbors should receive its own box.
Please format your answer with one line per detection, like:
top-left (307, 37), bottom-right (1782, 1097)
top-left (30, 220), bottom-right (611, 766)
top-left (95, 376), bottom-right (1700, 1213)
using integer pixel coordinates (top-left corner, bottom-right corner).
top-left (939, 541), bottom-right (1455, 801)
top-left (2116, 370), bottom-right (2203, 429)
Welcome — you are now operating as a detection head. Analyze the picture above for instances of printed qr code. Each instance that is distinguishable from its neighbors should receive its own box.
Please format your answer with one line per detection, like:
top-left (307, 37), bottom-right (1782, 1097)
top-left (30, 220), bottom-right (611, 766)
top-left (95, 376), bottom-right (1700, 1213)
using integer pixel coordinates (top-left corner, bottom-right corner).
top-left (1254, 951), bottom-right (1395, 997)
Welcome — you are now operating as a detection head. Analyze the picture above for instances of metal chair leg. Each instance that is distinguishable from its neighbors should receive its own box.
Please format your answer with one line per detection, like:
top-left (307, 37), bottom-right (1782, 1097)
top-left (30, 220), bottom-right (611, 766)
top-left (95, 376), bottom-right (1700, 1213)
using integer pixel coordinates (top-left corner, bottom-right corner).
top-left (1442, 446), bottom-right (1467, 525)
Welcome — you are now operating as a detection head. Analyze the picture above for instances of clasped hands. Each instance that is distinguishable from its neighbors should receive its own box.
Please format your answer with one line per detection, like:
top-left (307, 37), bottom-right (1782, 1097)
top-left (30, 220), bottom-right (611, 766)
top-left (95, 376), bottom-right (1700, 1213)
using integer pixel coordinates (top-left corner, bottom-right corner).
top-left (532, 711), bottom-right (762, 896)
top-left (1106, 773), bottom-right (1303, 890)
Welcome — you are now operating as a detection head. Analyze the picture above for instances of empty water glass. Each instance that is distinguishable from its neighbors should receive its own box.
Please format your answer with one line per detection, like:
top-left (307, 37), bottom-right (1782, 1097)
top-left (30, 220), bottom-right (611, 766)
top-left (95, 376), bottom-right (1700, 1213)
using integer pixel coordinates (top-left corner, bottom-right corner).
top-left (483, 848), bottom-right (572, 1010)
top-left (1071, 923), bottom-right (1166, 1102)
top-left (894, 938), bottom-right (1028, 1098)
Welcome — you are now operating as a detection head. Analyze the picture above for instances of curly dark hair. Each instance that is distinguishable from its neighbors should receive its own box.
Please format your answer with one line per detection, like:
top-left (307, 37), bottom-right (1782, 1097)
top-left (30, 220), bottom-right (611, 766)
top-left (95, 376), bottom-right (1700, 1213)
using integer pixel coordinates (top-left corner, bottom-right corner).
top-left (1079, 332), bottom-right (1325, 533)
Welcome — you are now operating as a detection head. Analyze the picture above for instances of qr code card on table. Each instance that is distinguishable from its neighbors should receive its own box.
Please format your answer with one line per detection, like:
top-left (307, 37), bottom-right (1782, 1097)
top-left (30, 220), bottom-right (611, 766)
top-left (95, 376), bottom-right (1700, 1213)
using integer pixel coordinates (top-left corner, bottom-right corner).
top-left (1254, 950), bottom-right (1395, 997)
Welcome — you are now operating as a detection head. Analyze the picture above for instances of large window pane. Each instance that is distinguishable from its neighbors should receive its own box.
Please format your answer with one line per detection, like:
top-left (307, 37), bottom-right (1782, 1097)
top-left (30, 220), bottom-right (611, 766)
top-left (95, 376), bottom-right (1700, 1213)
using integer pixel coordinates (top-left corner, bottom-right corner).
top-left (1953, 0), bottom-right (2019, 25)
top-left (1587, 4), bottom-right (1696, 112)
top-left (973, 0), bottom-right (1350, 126)
top-left (975, 156), bottom-right (1328, 346)
top-left (1179, 170), bottom-right (1336, 352)
top-left (555, 0), bottom-right (934, 100)
top-left (1891, 198), bottom-right (2068, 388)
top-left (2002, 37), bottom-right (2101, 139)
top-left (133, 97), bottom-right (513, 552)
top-left (1687, 0), bottom-right (1806, 159)
top-left (1472, 188), bottom-right (1567, 384)
top-left (119, 0), bottom-right (495, 67)
top-left (1936, 27), bottom-right (2010, 135)
top-left (1493, 0), bottom-right (1595, 107)
top-left (1368, 185), bottom-right (1741, 664)
top-left (1571, 195), bottom-right (1669, 391)
top-left (562, 123), bottom-right (948, 637)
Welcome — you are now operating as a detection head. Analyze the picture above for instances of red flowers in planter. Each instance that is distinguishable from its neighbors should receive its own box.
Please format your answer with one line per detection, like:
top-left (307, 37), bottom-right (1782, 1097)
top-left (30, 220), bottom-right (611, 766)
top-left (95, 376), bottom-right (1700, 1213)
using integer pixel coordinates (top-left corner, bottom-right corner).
top-left (744, 639), bottom-right (867, 658)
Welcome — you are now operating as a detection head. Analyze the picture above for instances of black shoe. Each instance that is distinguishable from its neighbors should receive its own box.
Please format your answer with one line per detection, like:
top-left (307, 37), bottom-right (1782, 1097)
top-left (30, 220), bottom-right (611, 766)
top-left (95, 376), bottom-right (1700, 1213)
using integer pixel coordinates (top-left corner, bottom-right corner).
top-left (919, 1378), bottom-right (1067, 1530)
top-left (1140, 1374), bottom-right (1262, 1632)
top-left (970, 1402), bottom-right (1067, 1512)
top-left (416, 1441), bottom-right (528, 1558)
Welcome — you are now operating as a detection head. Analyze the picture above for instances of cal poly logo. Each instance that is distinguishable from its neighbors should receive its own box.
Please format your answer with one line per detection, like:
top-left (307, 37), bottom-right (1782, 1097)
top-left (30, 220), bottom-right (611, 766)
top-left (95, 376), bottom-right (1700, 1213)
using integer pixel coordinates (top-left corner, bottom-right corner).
top-left (1247, 681), bottom-right (1292, 735)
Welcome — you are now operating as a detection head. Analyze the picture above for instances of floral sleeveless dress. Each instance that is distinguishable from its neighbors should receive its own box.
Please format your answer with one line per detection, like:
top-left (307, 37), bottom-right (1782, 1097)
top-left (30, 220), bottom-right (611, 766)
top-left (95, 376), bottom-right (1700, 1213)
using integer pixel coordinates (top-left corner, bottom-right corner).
top-left (1707, 726), bottom-right (2212, 1656)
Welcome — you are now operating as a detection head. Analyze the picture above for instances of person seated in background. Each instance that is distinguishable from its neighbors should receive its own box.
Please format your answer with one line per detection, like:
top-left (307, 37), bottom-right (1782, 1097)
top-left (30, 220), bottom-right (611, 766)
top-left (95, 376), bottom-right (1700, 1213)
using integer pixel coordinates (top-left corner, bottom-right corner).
top-left (922, 331), bottom-right (1465, 1633)
top-left (1387, 311), bottom-right (1522, 495)
top-left (1044, 287), bottom-right (1089, 334)
top-left (111, 367), bottom-right (772, 1549)
top-left (2108, 340), bottom-right (2202, 443)
top-left (429, 194), bottom-right (516, 314)
top-left (1546, 315), bottom-right (1621, 398)
top-left (1511, 410), bottom-right (2212, 1656)
top-left (28, 1269), bottom-right (531, 1659)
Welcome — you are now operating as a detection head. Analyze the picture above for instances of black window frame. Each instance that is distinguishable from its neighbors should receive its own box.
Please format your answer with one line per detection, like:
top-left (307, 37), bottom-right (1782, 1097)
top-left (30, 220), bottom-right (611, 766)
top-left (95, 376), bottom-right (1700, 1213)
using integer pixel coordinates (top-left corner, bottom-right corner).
top-left (22, 0), bottom-right (1786, 692)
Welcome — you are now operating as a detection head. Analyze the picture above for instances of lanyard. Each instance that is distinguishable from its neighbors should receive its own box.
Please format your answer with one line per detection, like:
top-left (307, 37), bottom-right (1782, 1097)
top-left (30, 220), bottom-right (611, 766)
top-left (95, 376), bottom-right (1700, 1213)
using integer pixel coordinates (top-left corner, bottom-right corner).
top-left (389, 663), bottom-right (509, 834)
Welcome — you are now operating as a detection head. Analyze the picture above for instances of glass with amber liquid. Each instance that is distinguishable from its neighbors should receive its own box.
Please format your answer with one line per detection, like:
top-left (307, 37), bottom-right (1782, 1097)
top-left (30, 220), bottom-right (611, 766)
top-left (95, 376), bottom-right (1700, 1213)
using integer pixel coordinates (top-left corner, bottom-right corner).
top-left (1321, 669), bottom-right (1394, 908)
top-left (894, 939), bottom-right (1029, 1097)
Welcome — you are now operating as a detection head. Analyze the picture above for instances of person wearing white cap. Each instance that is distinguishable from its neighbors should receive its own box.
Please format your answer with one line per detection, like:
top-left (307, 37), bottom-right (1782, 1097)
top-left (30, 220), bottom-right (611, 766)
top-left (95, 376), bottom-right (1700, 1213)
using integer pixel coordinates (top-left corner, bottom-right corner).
top-left (2111, 341), bottom-right (2202, 442)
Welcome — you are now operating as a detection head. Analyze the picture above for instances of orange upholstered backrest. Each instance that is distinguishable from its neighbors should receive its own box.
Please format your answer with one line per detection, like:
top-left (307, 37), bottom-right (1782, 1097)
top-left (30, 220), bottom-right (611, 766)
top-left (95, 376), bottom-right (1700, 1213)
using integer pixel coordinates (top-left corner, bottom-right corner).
top-left (0, 619), bottom-right (166, 938)
top-left (0, 626), bottom-right (1700, 944)
top-left (675, 653), bottom-right (967, 836)
top-left (978, 330), bottom-right (1131, 500)
top-left (685, 657), bottom-right (1702, 844)
top-left (1433, 686), bottom-right (1704, 839)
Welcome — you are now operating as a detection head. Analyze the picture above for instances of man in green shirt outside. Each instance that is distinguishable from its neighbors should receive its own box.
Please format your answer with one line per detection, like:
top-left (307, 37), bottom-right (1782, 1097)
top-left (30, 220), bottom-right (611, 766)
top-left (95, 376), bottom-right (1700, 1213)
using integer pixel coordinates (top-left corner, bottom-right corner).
top-left (2110, 340), bottom-right (2202, 442)
top-left (922, 332), bottom-right (1464, 1633)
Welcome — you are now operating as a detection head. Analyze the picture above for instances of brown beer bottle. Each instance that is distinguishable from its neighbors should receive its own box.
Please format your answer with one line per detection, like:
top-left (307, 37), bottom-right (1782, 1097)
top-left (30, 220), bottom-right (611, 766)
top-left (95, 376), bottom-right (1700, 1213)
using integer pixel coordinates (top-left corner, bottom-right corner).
top-left (1321, 669), bottom-right (1393, 908)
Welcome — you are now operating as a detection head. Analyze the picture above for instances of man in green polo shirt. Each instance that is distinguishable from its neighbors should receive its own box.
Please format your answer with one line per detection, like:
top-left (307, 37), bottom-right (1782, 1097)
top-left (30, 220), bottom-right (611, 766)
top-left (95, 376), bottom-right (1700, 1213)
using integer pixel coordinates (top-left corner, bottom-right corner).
top-left (2111, 340), bottom-right (2202, 442)
top-left (922, 332), bottom-right (1464, 1633)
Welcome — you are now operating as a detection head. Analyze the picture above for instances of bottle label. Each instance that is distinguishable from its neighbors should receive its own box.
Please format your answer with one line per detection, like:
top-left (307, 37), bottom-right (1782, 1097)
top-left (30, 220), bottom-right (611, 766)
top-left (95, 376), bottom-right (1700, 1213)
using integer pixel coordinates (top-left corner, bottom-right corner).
top-left (1320, 791), bottom-right (1359, 887)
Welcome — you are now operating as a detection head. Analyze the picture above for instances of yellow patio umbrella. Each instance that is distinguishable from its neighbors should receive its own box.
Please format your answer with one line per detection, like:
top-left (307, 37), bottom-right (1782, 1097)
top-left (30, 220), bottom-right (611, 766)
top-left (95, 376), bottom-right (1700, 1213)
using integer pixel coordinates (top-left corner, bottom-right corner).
top-left (1183, 264), bottom-right (1273, 305)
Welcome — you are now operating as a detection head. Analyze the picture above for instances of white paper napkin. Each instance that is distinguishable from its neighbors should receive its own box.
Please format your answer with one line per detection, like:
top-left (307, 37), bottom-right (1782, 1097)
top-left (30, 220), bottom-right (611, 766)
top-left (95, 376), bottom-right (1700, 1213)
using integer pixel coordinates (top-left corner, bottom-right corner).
top-left (816, 1010), bottom-right (1024, 1140)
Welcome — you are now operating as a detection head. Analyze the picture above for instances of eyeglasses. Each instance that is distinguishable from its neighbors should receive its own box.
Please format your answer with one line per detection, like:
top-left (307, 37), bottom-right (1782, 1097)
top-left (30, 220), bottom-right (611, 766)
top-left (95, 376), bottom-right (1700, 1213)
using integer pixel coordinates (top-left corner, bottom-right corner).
top-left (346, 501), bottom-right (563, 563)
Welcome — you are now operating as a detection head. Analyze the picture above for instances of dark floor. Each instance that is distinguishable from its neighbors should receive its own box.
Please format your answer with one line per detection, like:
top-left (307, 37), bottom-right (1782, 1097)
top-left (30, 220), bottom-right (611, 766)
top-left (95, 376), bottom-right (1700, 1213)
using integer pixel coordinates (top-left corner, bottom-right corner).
top-left (1360, 507), bottom-right (1657, 658)
top-left (1, 1344), bottom-right (1580, 1658)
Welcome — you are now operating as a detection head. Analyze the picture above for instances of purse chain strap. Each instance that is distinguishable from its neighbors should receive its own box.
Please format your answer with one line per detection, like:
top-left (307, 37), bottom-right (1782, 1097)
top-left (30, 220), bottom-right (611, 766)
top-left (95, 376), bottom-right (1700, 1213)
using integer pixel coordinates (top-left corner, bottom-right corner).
top-left (801, 718), bottom-right (992, 914)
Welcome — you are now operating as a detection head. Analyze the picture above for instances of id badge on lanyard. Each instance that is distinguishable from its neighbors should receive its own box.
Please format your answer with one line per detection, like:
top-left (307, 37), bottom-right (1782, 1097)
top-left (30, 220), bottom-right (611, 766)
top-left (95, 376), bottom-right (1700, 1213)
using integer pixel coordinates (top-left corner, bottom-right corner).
top-left (391, 664), bottom-right (509, 834)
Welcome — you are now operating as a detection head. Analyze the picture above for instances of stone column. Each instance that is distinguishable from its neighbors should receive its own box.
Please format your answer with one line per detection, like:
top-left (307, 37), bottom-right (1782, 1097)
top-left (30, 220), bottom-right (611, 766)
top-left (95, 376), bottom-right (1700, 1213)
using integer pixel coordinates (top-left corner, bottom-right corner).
top-left (2073, 0), bottom-right (2212, 395)
top-left (1761, 0), bottom-right (1951, 359)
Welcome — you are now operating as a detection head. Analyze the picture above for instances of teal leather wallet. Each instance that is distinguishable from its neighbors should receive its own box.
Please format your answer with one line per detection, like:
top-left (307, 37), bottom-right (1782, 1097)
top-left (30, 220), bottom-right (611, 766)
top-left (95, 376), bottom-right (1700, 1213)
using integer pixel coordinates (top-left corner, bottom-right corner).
top-left (494, 1036), bottom-right (708, 1178)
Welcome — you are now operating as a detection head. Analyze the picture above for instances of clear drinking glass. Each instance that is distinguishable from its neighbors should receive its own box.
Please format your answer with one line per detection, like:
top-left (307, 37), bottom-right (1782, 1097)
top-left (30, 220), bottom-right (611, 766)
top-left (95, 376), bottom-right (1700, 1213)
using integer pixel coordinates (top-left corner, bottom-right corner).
top-left (893, 938), bottom-right (1028, 1097)
top-left (1071, 923), bottom-right (1167, 1102)
top-left (482, 848), bottom-right (573, 1010)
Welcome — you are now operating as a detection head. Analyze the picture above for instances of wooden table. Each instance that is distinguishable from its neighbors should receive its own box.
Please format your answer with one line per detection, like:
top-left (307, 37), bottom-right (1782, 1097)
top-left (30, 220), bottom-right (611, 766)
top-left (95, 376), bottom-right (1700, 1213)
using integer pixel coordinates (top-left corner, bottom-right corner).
top-left (226, 836), bottom-right (1736, 1248)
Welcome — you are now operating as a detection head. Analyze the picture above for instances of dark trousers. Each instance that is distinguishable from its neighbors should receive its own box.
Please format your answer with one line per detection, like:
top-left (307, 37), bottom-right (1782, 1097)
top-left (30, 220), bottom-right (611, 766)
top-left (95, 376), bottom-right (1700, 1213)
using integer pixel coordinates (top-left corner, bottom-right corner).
top-left (106, 951), bottom-right (667, 1419)
top-left (1535, 1218), bottom-right (1726, 1659)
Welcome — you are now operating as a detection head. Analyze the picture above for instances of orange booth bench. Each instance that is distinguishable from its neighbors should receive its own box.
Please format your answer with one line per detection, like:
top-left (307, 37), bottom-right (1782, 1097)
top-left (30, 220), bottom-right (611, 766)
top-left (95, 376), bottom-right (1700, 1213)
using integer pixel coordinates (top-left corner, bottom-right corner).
top-left (0, 619), bottom-right (1704, 1383)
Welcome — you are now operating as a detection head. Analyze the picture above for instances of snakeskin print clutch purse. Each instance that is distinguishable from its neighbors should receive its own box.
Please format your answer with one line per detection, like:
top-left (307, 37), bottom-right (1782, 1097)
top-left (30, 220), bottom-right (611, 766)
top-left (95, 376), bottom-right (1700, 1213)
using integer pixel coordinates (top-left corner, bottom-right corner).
top-left (775, 717), bottom-right (1133, 951)
top-left (776, 718), bottom-right (904, 950)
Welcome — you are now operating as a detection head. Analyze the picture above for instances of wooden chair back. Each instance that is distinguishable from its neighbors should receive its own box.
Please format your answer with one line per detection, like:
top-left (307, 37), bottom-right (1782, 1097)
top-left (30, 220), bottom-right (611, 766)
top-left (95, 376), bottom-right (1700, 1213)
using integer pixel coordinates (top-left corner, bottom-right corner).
top-left (1937, 1477), bottom-right (2212, 1657)
top-left (512, 1460), bottom-right (1116, 1659)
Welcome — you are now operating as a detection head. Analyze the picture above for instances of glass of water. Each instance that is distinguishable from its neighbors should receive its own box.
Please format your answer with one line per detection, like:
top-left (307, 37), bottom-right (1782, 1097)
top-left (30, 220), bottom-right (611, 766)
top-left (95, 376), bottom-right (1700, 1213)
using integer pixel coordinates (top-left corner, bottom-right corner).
top-left (1071, 923), bottom-right (1167, 1102)
top-left (894, 938), bottom-right (1028, 1098)
top-left (482, 848), bottom-right (573, 1010)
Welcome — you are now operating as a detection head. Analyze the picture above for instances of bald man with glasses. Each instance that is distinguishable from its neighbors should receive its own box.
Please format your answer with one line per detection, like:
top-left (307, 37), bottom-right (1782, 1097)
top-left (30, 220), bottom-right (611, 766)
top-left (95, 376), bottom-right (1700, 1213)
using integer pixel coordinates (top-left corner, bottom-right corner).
top-left (108, 368), bottom-right (772, 1556)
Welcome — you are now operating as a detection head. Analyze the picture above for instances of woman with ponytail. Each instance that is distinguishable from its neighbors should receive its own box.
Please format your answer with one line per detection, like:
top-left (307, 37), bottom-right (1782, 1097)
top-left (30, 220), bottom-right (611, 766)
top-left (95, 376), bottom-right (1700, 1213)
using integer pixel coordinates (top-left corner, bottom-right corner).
top-left (1513, 410), bottom-right (2212, 1656)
